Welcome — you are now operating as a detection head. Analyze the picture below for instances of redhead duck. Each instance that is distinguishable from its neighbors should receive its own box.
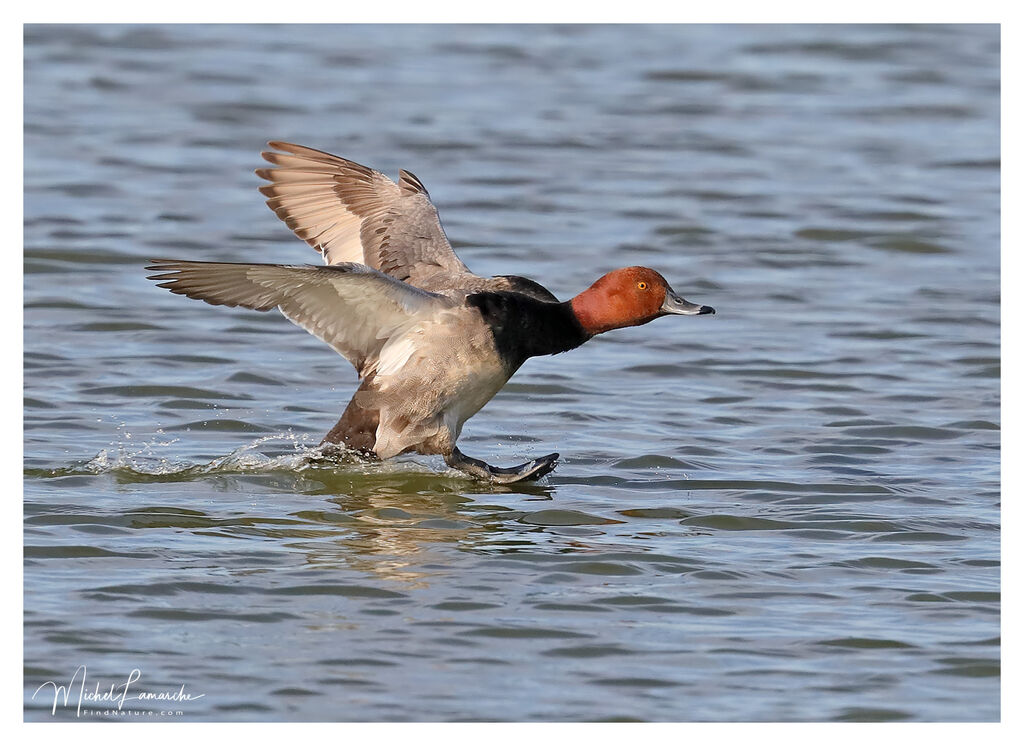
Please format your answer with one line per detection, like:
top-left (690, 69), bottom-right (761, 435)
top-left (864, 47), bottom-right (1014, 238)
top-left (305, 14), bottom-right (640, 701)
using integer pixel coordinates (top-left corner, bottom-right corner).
top-left (147, 142), bottom-right (714, 483)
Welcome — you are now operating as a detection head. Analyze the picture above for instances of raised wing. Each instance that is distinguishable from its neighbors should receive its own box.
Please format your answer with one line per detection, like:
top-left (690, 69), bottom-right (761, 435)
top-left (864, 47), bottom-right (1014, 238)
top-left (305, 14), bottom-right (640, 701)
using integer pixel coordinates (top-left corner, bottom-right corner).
top-left (256, 142), bottom-right (481, 291)
top-left (146, 259), bottom-right (451, 377)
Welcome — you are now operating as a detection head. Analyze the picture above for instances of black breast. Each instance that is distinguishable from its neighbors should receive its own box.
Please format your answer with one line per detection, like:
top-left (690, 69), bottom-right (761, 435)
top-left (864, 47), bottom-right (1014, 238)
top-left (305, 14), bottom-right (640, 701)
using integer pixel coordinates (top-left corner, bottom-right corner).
top-left (466, 291), bottom-right (590, 372)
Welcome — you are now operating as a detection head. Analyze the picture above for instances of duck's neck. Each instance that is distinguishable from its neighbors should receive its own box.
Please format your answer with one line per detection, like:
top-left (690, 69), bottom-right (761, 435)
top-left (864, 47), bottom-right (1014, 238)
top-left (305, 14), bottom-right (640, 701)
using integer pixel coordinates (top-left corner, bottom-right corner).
top-left (467, 292), bottom-right (592, 372)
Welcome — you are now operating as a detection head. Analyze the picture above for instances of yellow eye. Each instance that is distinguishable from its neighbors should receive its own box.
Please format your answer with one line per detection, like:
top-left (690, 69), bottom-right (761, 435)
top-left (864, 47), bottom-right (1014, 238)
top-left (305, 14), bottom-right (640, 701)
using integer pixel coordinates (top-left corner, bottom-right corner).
top-left (637, 281), bottom-right (648, 290)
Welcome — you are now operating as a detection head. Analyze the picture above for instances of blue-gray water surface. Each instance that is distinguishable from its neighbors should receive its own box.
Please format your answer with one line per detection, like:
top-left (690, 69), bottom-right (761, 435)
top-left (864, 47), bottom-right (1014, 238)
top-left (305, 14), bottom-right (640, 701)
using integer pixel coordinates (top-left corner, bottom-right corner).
top-left (24, 24), bottom-right (999, 721)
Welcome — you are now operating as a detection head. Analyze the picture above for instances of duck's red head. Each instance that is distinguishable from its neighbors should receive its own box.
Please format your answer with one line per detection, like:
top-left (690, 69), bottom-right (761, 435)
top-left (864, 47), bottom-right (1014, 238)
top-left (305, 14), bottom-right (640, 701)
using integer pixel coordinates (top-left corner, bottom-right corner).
top-left (570, 266), bottom-right (714, 336)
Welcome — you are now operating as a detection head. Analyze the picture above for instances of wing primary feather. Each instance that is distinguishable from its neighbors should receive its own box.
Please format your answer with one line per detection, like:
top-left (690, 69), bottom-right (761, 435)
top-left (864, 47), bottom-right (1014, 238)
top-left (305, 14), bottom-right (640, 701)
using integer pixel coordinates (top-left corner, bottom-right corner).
top-left (147, 259), bottom-right (452, 374)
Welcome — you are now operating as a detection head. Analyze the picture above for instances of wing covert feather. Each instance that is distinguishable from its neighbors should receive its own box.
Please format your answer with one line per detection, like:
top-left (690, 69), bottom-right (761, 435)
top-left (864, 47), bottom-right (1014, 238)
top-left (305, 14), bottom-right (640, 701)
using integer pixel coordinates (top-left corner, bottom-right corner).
top-left (257, 142), bottom-right (478, 290)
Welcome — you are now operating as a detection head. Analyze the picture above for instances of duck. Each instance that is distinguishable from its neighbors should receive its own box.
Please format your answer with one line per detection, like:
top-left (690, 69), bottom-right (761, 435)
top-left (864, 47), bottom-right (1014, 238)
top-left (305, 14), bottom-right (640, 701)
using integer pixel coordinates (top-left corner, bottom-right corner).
top-left (147, 142), bottom-right (715, 483)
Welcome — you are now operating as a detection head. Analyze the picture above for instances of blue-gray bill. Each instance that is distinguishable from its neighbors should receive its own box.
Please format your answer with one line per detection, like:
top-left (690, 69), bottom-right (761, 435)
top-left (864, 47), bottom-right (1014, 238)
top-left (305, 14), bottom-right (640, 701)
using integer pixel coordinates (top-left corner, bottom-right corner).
top-left (662, 292), bottom-right (715, 316)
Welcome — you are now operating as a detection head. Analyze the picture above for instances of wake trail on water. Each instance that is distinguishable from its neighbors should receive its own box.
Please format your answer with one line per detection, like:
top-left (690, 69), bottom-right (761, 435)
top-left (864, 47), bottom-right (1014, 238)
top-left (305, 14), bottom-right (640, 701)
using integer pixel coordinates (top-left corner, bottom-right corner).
top-left (25, 432), bottom-right (437, 481)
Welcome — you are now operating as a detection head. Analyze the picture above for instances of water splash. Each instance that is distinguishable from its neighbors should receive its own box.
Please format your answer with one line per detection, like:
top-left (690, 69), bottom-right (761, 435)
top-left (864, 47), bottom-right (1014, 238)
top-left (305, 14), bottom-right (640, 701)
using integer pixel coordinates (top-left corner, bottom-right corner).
top-left (23, 430), bottom-right (496, 489)
top-left (26, 432), bottom-right (381, 480)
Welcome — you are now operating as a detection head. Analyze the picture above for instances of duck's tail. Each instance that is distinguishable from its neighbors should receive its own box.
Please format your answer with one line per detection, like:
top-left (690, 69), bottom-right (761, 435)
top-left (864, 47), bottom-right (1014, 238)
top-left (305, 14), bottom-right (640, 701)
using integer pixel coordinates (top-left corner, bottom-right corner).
top-left (322, 383), bottom-right (379, 456)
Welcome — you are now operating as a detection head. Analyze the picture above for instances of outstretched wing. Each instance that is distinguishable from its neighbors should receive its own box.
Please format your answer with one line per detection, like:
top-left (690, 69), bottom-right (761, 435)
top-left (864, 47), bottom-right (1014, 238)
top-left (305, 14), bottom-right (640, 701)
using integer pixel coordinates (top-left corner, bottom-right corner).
top-left (256, 142), bottom-right (482, 292)
top-left (146, 259), bottom-right (451, 377)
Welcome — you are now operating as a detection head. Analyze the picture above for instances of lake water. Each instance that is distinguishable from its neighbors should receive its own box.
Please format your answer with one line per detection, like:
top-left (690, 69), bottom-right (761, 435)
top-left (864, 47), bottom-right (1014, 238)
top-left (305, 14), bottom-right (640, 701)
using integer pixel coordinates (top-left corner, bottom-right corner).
top-left (23, 24), bottom-right (999, 721)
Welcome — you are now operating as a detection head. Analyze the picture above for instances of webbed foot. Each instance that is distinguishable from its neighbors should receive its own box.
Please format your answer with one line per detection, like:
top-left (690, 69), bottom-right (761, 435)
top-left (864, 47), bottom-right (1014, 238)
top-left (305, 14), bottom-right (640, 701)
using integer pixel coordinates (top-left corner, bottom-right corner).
top-left (445, 447), bottom-right (559, 484)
